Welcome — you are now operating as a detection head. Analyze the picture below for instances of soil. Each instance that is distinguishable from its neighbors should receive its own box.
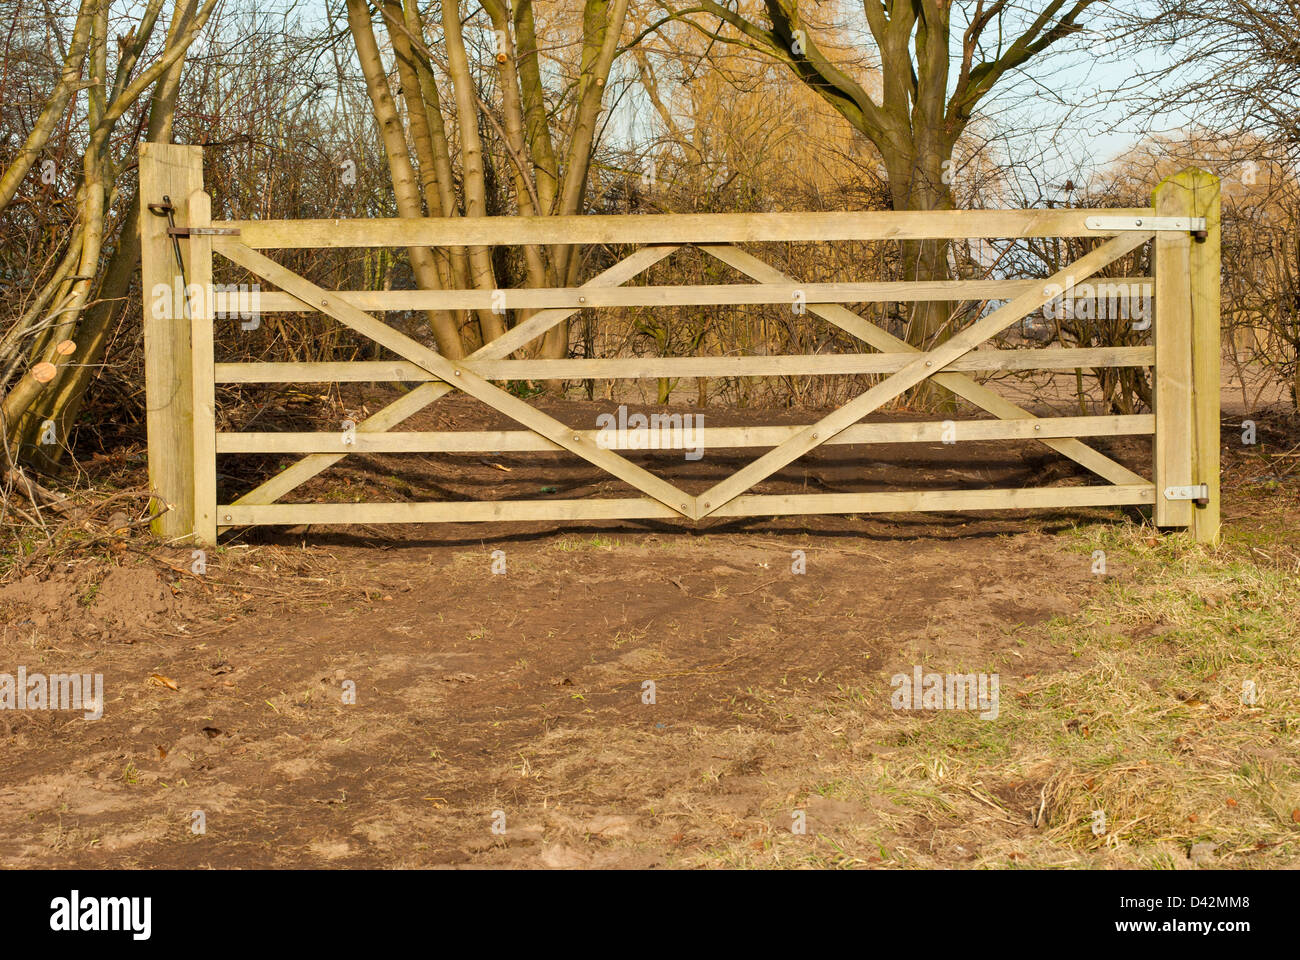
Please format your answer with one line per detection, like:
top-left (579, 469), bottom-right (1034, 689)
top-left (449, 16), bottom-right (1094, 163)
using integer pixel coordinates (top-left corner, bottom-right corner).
top-left (0, 392), bottom-right (1285, 868)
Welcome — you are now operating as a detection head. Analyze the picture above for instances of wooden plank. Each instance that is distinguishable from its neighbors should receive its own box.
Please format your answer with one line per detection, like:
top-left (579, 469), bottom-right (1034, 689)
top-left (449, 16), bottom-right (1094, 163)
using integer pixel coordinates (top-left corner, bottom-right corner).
top-left (139, 143), bottom-right (203, 539)
top-left (220, 277), bottom-right (1156, 313)
top-left (221, 497), bottom-right (681, 526)
top-left (188, 189), bottom-right (217, 545)
top-left (219, 208), bottom-right (1154, 249)
top-left (227, 245), bottom-right (678, 510)
top-left (1186, 170), bottom-right (1222, 544)
top-left (711, 484), bottom-right (1155, 517)
top-left (705, 245), bottom-right (1150, 487)
top-left (1153, 174), bottom-right (1195, 528)
top-left (214, 346), bottom-right (1154, 384)
top-left (217, 415), bottom-right (1153, 454)
top-left (217, 241), bottom-right (699, 517)
top-left (218, 484), bottom-right (1154, 527)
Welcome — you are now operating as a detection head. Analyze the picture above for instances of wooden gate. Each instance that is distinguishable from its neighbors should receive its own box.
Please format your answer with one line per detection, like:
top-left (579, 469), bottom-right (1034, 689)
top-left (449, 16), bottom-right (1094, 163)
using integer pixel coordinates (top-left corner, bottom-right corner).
top-left (139, 144), bottom-right (1221, 546)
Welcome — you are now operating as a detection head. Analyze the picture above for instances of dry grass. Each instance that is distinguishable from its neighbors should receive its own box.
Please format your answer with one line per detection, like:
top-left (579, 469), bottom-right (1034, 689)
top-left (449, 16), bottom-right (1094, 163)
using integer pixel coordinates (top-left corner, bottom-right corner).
top-left (659, 521), bottom-right (1300, 869)
top-left (457, 511), bottom-right (1300, 869)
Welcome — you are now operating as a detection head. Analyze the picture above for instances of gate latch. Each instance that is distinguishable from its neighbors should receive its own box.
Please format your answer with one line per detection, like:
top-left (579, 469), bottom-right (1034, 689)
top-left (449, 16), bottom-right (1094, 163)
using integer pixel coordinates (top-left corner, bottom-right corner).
top-left (147, 197), bottom-right (239, 238)
top-left (166, 226), bottom-right (240, 238)
top-left (1164, 484), bottom-right (1210, 506)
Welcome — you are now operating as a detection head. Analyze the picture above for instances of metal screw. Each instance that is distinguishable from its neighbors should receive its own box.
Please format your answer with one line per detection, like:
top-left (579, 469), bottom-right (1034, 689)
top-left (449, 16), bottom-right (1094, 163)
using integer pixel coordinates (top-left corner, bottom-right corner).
top-left (453, 370), bottom-right (460, 376)
top-left (1034, 424), bottom-right (1041, 431)
top-left (578, 296), bottom-right (587, 304)
top-left (224, 514), bottom-right (232, 521)
top-left (925, 360), bottom-right (933, 367)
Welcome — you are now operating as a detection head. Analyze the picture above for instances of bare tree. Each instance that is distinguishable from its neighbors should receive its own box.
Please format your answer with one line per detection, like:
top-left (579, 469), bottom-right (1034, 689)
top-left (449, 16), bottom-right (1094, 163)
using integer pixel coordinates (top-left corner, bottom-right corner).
top-left (649, 0), bottom-right (1103, 351)
top-left (345, 0), bottom-right (633, 362)
top-left (0, 0), bottom-right (218, 469)
top-left (1122, 0), bottom-right (1300, 161)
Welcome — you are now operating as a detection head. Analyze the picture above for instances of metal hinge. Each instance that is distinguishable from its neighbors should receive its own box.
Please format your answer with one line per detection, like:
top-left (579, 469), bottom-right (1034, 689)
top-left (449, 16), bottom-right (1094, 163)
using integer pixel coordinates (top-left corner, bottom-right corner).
top-left (1085, 215), bottom-right (1209, 241)
top-left (1164, 484), bottom-right (1210, 506)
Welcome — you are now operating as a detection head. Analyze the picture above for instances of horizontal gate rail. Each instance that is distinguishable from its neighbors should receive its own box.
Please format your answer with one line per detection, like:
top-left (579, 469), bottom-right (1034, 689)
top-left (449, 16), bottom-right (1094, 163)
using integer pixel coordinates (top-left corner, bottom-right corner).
top-left (215, 277), bottom-right (1155, 313)
top-left (214, 348), bottom-right (1155, 384)
top-left (221, 484), bottom-right (1156, 528)
top-left (219, 208), bottom-right (1154, 247)
top-left (215, 415), bottom-right (1154, 455)
top-left (138, 144), bottom-right (1221, 546)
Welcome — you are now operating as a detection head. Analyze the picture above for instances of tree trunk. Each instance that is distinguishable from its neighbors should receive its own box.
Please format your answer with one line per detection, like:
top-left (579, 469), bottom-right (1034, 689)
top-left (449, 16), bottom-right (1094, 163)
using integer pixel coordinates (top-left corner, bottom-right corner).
top-left (17, 0), bottom-right (198, 472)
top-left (346, 0), bottom-right (463, 358)
top-left (883, 142), bottom-right (958, 411)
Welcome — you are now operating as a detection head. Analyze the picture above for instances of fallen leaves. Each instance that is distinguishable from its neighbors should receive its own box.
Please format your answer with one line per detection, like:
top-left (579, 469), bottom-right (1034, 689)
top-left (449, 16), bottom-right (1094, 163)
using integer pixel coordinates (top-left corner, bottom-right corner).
top-left (147, 673), bottom-right (178, 691)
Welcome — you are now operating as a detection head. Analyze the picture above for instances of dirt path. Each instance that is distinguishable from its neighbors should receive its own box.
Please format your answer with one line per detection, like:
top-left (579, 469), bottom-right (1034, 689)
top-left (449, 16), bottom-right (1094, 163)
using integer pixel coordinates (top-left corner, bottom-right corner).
top-left (1, 513), bottom-right (1101, 867)
top-left (2, 399), bottom-right (1297, 868)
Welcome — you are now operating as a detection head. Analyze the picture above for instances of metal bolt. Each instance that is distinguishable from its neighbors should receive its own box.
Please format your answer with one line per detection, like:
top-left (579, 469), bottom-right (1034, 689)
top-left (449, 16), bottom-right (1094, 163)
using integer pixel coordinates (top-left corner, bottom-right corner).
top-left (811, 433), bottom-right (819, 439)
top-left (925, 360), bottom-right (933, 367)
top-left (1034, 424), bottom-right (1041, 431)
top-left (453, 370), bottom-right (460, 376)
top-left (224, 514), bottom-right (232, 521)
top-left (320, 299), bottom-right (328, 306)
top-left (578, 296), bottom-right (587, 304)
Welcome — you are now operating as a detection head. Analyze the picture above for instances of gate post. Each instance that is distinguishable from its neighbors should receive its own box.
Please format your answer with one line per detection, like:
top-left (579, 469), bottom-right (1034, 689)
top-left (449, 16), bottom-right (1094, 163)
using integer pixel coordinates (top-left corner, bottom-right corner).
top-left (1152, 167), bottom-right (1221, 544)
top-left (139, 143), bottom-right (204, 540)
top-left (188, 187), bottom-right (218, 546)
top-left (1187, 171), bottom-right (1222, 546)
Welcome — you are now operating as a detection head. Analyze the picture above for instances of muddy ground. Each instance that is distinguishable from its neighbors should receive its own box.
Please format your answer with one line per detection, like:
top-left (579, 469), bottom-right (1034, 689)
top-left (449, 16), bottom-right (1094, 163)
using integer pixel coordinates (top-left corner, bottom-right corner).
top-left (2, 393), bottom-right (1297, 868)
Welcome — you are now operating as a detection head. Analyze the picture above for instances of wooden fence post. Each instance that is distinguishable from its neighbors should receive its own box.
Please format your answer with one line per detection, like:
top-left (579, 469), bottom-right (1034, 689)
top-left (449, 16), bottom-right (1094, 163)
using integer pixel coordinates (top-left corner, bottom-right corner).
top-left (139, 143), bottom-right (204, 540)
top-left (188, 187), bottom-right (218, 545)
top-left (1152, 168), bottom-right (1221, 543)
top-left (1188, 170), bottom-right (1222, 546)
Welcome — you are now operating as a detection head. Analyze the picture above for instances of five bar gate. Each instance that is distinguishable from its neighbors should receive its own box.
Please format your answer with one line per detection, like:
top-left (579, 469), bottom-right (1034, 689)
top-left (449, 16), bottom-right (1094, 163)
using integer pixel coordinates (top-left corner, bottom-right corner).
top-left (139, 143), bottom-right (1221, 547)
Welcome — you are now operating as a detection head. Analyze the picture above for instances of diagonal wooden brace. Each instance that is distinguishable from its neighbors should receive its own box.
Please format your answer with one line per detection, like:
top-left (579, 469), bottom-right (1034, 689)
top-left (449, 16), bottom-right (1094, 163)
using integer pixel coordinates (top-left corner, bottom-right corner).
top-left (703, 245), bottom-right (1149, 488)
top-left (218, 242), bottom-right (698, 517)
top-left (224, 244), bottom-right (679, 511)
top-left (695, 231), bottom-right (1153, 517)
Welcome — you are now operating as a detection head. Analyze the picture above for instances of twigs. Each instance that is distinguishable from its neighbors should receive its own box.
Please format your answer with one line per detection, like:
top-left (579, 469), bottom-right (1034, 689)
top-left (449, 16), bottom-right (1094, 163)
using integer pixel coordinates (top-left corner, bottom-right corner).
top-left (5, 488), bottom-right (168, 580)
top-left (4, 467), bottom-right (74, 515)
